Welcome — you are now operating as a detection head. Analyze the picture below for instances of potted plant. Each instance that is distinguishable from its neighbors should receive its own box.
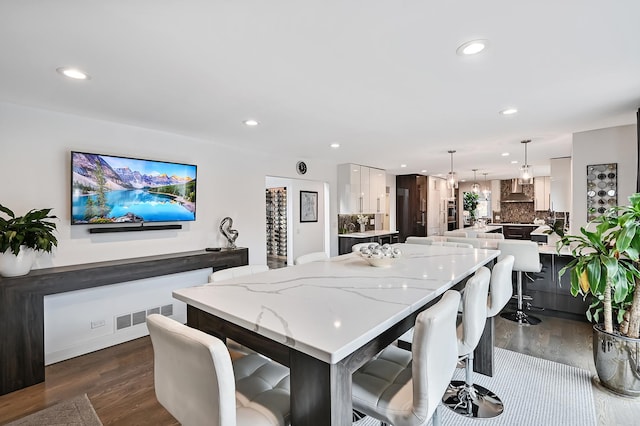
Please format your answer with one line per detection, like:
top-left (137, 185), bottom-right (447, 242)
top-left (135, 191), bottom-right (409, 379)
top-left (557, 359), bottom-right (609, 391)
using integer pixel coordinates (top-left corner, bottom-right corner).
top-left (0, 204), bottom-right (58, 277)
top-left (463, 191), bottom-right (479, 225)
top-left (558, 193), bottom-right (640, 396)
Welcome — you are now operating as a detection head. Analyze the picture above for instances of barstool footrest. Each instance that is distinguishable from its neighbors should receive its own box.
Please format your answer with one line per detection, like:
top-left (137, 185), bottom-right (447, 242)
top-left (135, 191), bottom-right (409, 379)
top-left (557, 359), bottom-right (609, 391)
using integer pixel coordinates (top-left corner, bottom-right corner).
top-left (443, 380), bottom-right (504, 418)
top-left (500, 310), bottom-right (541, 325)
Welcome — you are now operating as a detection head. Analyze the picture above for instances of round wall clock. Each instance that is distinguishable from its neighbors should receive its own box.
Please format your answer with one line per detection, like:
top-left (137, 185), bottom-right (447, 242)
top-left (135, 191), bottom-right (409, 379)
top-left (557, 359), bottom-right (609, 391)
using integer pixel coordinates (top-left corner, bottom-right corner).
top-left (296, 161), bottom-right (307, 175)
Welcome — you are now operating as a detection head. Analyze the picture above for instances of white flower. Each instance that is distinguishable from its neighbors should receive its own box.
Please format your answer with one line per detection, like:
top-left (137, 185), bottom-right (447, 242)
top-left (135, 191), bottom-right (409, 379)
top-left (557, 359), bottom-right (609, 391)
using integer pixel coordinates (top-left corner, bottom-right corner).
top-left (357, 214), bottom-right (369, 225)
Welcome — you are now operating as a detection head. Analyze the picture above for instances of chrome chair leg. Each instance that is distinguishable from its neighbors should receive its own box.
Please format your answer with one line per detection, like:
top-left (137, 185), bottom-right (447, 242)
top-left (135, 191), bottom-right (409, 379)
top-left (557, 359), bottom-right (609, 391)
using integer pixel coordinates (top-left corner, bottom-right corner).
top-left (443, 351), bottom-right (504, 418)
top-left (500, 271), bottom-right (541, 325)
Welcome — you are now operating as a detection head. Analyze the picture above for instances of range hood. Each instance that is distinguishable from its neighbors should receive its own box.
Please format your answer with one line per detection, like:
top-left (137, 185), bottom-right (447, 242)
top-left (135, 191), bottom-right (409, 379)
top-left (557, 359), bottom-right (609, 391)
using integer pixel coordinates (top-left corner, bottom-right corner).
top-left (502, 179), bottom-right (534, 203)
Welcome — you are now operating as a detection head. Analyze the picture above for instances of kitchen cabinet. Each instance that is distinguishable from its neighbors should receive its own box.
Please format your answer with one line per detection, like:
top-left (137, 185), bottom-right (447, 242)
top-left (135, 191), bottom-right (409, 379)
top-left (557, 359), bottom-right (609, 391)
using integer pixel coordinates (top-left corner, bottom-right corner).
top-left (525, 253), bottom-right (591, 318)
top-left (369, 168), bottom-right (386, 214)
top-left (396, 174), bottom-right (447, 242)
top-left (534, 176), bottom-right (551, 211)
top-left (551, 157), bottom-right (571, 212)
top-left (338, 232), bottom-right (400, 255)
top-left (338, 164), bottom-right (386, 214)
top-left (502, 224), bottom-right (538, 240)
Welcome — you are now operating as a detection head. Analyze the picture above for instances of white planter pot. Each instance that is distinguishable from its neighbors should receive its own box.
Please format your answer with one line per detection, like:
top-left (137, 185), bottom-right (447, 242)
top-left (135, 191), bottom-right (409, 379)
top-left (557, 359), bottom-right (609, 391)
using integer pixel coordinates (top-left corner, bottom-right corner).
top-left (0, 248), bottom-right (36, 277)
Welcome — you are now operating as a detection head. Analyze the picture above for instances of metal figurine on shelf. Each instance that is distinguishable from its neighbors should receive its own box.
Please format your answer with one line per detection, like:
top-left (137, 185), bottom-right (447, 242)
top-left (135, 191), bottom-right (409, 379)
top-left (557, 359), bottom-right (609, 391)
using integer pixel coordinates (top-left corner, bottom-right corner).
top-left (219, 216), bottom-right (239, 249)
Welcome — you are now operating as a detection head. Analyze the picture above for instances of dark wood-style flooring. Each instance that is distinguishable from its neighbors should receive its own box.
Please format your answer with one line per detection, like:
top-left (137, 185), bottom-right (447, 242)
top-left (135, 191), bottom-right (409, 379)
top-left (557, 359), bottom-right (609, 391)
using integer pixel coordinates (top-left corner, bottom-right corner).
top-left (1, 313), bottom-right (638, 425)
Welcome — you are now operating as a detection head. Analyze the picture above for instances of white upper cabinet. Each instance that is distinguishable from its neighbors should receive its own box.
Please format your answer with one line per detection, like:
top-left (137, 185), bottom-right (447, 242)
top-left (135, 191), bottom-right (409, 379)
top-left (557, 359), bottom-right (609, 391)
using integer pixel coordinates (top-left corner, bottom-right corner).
top-left (338, 164), bottom-right (386, 214)
top-left (551, 157), bottom-right (571, 212)
top-left (534, 176), bottom-right (551, 211)
top-left (369, 168), bottom-right (386, 213)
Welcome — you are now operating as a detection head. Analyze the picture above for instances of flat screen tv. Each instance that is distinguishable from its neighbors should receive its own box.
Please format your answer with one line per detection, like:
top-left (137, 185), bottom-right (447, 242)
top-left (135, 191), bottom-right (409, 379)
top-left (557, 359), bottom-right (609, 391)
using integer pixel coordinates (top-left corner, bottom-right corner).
top-left (71, 151), bottom-right (197, 225)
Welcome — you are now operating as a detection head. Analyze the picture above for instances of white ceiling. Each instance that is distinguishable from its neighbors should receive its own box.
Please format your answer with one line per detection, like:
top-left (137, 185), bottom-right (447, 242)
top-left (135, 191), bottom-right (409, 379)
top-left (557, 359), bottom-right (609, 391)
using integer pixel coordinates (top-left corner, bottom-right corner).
top-left (1, 1), bottom-right (639, 180)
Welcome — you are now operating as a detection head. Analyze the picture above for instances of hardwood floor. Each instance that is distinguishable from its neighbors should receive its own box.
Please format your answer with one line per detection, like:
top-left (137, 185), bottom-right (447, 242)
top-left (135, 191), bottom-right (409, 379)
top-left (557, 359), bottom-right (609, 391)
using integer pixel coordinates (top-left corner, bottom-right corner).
top-left (1, 312), bottom-right (638, 425)
top-left (0, 336), bottom-right (177, 425)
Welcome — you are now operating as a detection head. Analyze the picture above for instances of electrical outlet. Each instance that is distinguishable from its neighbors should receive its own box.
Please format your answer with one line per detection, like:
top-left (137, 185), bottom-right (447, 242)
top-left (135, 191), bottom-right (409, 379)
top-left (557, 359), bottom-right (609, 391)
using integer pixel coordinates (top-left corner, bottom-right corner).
top-left (91, 319), bottom-right (106, 329)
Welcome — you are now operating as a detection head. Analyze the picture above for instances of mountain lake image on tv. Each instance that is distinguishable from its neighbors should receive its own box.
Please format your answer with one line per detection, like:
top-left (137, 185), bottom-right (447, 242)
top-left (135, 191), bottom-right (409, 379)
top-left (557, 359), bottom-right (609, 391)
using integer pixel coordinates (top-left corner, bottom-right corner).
top-left (71, 152), bottom-right (197, 224)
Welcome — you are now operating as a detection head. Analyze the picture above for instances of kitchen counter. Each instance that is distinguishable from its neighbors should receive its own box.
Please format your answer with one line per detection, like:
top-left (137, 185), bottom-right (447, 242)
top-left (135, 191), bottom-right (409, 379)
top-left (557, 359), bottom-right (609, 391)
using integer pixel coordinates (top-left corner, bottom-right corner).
top-left (338, 230), bottom-right (398, 239)
top-left (463, 225), bottom-right (503, 237)
top-left (338, 230), bottom-right (399, 254)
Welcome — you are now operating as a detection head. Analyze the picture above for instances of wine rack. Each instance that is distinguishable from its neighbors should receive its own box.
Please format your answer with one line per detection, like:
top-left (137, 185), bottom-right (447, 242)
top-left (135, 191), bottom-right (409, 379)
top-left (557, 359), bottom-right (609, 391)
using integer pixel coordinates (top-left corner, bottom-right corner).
top-left (266, 187), bottom-right (287, 258)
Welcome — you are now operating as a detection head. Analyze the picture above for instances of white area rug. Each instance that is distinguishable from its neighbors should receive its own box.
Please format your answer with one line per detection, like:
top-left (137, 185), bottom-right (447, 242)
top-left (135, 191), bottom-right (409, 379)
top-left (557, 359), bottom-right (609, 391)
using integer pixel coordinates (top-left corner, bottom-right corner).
top-left (353, 347), bottom-right (596, 426)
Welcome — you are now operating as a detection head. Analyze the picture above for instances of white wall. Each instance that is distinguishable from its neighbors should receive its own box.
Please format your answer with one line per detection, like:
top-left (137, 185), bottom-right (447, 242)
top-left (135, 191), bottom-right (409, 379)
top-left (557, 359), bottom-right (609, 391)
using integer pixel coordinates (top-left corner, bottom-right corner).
top-left (571, 124), bottom-right (637, 232)
top-left (0, 101), bottom-right (339, 363)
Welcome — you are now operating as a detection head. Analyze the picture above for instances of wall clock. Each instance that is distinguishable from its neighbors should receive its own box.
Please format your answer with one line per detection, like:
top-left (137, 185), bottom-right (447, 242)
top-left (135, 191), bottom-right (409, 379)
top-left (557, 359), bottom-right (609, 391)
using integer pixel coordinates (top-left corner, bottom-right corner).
top-left (296, 161), bottom-right (307, 175)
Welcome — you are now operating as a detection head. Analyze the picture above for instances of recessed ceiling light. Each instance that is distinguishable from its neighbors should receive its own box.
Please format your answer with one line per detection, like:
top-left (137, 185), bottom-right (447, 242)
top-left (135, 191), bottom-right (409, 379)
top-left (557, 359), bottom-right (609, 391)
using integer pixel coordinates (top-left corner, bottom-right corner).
top-left (243, 119), bottom-right (259, 126)
top-left (500, 108), bottom-right (518, 115)
top-left (501, 152), bottom-right (510, 157)
top-left (456, 39), bottom-right (488, 56)
top-left (421, 169), bottom-right (427, 173)
top-left (511, 160), bottom-right (519, 164)
top-left (56, 67), bottom-right (90, 80)
top-left (400, 164), bottom-right (407, 168)
top-left (330, 143), bottom-right (340, 148)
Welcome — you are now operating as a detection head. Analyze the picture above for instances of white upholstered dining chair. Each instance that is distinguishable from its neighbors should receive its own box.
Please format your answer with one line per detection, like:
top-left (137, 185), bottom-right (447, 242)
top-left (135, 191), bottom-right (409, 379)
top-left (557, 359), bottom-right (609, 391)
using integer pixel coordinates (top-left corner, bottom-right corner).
top-left (146, 314), bottom-right (291, 426)
top-left (351, 290), bottom-right (461, 426)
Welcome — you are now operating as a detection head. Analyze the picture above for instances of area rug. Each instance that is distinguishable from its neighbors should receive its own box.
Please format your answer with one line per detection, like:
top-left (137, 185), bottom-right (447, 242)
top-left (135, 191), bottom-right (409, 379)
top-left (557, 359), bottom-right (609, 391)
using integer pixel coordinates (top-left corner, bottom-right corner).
top-left (353, 347), bottom-right (597, 426)
top-left (6, 394), bottom-right (102, 426)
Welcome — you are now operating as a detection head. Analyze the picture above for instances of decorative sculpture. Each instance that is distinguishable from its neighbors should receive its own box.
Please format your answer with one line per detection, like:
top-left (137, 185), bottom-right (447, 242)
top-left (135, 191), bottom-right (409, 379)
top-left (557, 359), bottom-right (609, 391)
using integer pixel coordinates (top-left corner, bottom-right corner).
top-left (219, 217), bottom-right (239, 249)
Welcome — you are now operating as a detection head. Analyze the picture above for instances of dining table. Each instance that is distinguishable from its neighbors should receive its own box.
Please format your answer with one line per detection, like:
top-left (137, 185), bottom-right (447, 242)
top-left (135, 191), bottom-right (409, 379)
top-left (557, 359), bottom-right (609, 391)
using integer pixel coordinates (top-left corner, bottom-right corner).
top-left (173, 243), bottom-right (500, 426)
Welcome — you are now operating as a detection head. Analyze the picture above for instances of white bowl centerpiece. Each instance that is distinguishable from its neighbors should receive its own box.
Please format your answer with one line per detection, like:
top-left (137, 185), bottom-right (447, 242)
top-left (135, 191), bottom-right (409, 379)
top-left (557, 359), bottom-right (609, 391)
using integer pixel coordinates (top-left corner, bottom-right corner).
top-left (358, 243), bottom-right (401, 267)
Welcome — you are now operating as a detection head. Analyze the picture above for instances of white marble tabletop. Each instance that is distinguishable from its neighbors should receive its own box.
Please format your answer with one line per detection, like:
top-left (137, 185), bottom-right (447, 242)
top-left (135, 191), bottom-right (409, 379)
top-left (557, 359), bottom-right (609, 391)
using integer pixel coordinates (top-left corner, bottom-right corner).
top-left (173, 243), bottom-right (499, 364)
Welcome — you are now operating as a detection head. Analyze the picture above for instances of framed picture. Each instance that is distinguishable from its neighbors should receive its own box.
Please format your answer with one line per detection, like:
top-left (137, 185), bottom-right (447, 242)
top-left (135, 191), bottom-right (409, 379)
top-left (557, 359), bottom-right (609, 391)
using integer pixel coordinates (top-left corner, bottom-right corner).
top-left (300, 191), bottom-right (318, 222)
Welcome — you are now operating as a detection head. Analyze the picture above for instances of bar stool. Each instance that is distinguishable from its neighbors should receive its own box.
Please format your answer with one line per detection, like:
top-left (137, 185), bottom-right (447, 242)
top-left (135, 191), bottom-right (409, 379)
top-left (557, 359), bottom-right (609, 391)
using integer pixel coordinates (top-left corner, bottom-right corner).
top-left (442, 267), bottom-right (494, 418)
top-left (497, 240), bottom-right (542, 325)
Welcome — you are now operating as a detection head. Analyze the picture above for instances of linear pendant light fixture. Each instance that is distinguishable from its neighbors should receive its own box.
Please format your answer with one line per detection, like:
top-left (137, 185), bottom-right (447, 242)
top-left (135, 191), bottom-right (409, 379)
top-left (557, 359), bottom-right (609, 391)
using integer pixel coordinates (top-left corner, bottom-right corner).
top-left (471, 169), bottom-right (480, 194)
top-left (518, 139), bottom-right (534, 185)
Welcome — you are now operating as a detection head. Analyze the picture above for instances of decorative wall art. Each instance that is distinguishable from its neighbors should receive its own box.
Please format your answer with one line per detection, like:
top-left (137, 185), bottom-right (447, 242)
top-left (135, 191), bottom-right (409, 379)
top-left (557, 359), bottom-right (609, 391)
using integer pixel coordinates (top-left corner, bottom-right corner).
top-left (300, 191), bottom-right (318, 222)
top-left (587, 163), bottom-right (617, 221)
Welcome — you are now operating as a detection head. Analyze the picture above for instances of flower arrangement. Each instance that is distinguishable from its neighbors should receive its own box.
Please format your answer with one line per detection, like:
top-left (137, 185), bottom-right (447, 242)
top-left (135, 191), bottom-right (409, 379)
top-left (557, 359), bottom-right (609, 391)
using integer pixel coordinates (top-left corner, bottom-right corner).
top-left (357, 214), bottom-right (369, 226)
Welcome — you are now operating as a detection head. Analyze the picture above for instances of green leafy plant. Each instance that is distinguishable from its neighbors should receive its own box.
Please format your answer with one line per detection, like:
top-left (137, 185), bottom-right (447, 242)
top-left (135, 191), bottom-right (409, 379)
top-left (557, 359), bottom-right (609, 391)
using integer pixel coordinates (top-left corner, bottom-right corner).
top-left (0, 204), bottom-right (58, 255)
top-left (463, 191), bottom-right (479, 221)
top-left (558, 193), bottom-right (640, 338)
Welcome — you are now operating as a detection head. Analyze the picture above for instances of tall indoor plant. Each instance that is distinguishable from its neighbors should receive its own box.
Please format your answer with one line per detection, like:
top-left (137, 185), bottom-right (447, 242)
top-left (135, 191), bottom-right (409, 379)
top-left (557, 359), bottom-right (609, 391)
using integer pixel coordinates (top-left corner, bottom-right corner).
top-left (463, 191), bottom-right (479, 224)
top-left (0, 204), bottom-right (58, 277)
top-left (558, 193), bottom-right (640, 396)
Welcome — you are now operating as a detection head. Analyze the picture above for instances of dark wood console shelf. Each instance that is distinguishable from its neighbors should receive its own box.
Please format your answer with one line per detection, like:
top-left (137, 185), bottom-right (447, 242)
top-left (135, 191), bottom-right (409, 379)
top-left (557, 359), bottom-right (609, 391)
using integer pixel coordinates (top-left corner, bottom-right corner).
top-left (0, 248), bottom-right (248, 396)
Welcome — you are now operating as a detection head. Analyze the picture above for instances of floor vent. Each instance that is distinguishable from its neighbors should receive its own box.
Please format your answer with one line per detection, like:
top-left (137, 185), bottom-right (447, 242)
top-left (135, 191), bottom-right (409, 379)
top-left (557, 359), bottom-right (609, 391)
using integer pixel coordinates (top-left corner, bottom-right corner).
top-left (132, 310), bottom-right (146, 326)
top-left (115, 304), bottom-right (174, 331)
top-left (147, 307), bottom-right (160, 315)
top-left (116, 314), bottom-right (132, 330)
top-left (161, 304), bottom-right (173, 316)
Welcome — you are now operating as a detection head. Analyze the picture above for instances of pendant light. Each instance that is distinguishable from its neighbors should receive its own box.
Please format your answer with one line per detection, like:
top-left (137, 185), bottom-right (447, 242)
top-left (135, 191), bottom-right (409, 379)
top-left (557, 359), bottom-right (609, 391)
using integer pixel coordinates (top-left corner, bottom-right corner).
top-left (482, 173), bottom-right (491, 200)
top-left (446, 150), bottom-right (458, 190)
top-left (471, 169), bottom-right (480, 194)
top-left (518, 139), bottom-right (533, 185)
